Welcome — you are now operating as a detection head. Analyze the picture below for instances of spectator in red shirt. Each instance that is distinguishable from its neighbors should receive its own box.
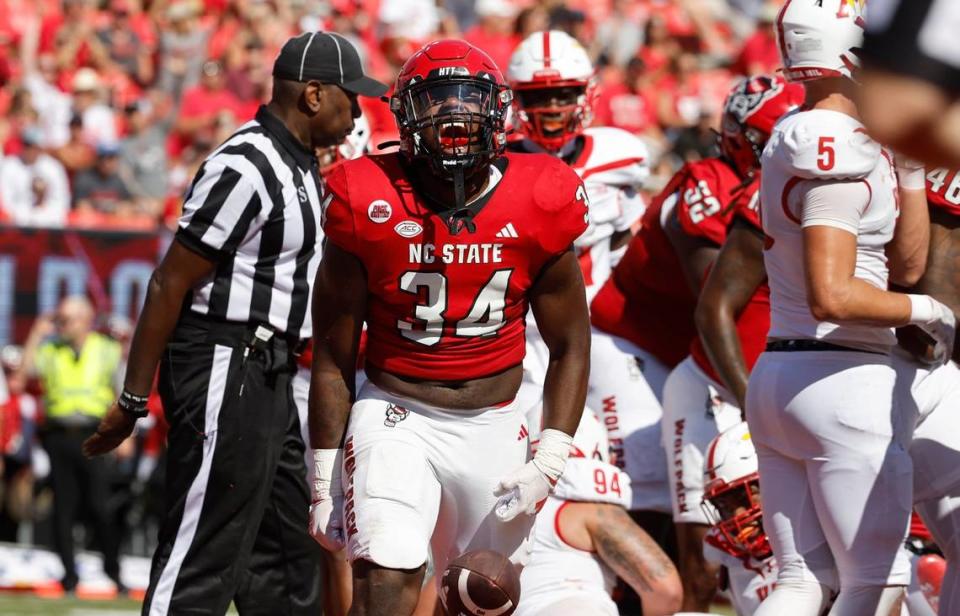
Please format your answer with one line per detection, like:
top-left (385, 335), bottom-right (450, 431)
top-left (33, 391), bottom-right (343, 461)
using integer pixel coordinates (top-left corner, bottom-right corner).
top-left (733, 3), bottom-right (781, 76)
top-left (463, 0), bottom-right (519, 73)
top-left (172, 59), bottom-right (245, 155)
top-left (594, 57), bottom-right (664, 145)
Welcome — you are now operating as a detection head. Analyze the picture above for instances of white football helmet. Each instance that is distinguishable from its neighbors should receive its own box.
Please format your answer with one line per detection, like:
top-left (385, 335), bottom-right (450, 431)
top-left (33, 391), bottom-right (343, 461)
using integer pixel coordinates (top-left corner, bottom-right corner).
top-left (506, 30), bottom-right (596, 152)
top-left (702, 422), bottom-right (770, 560)
top-left (776, 0), bottom-right (866, 82)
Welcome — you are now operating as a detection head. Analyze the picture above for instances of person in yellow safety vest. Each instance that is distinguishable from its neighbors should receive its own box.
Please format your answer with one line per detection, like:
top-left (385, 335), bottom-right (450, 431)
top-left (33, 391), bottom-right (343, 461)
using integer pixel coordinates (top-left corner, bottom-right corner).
top-left (16, 295), bottom-right (125, 594)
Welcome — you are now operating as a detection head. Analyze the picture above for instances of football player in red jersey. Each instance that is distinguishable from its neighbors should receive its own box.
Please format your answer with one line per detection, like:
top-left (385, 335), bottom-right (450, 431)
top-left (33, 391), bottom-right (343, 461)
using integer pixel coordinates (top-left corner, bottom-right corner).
top-left (587, 74), bottom-right (802, 612)
top-left (307, 40), bottom-right (591, 616)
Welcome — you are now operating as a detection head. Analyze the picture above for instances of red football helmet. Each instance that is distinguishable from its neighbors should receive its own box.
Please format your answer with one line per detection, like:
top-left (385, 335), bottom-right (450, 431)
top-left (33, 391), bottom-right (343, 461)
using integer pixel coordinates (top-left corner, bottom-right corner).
top-left (702, 423), bottom-right (771, 561)
top-left (720, 75), bottom-right (805, 178)
top-left (391, 40), bottom-right (512, 179)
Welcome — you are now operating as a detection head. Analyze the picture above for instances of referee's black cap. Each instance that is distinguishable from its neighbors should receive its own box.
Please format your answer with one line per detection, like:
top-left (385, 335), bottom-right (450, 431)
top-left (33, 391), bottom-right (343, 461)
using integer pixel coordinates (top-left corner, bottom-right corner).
top-left (273, 32), bottom-right (388, 97)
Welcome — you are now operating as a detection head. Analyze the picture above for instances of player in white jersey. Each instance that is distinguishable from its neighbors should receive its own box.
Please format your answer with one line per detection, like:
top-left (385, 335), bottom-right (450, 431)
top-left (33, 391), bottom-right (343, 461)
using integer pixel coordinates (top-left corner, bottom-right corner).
top-left (702, 424), bottom-right (942, 616)
top-left (505, 30), bottom-right (650, 395)
top-left (750, 2), bottom-right (956, 614)
top-left (701, 423), bottom-right (778, 616)
top-left (516, 410), bottom-right (681, 616)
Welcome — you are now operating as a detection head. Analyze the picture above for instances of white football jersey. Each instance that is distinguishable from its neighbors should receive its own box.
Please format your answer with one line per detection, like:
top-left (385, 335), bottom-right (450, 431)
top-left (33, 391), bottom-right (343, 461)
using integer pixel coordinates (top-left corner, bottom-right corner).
top-left (703, 540), bottom-right (778, 616)
top-left (515, 457), bottom-right (631, 616)
top-left (759, 108), bottom-right (899, 351)
top-left (515, 126), bottom-right (649, 298)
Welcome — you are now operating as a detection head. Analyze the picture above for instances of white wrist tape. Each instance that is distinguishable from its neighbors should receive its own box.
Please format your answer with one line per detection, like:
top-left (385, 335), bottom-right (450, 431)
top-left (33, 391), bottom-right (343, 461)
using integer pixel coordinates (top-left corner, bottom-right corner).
top-left (897, 164), bottom-right (926, 190)
top-left (908, 294), bottom-right (936, 325)
top-left (532, 428), bottom-right (573, 484)
top-left (312, 448), bottom-right (343, 499)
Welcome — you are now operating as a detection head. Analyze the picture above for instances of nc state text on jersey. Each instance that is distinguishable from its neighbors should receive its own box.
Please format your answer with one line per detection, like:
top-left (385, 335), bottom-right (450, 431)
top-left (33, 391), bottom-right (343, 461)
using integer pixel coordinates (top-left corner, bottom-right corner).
top-left (408, 243), bottom-right (504, 264)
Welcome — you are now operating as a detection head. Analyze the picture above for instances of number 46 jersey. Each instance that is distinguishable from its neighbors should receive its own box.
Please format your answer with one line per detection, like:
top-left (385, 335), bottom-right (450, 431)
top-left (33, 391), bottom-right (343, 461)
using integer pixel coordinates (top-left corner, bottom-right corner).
top-left (322, 152), bottom-right (588, 381)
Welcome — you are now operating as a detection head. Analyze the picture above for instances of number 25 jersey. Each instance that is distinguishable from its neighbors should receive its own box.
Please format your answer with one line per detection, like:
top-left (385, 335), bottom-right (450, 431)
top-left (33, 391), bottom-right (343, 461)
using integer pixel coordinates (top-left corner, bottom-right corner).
top-left (322, 152), bottom-right (588, 381)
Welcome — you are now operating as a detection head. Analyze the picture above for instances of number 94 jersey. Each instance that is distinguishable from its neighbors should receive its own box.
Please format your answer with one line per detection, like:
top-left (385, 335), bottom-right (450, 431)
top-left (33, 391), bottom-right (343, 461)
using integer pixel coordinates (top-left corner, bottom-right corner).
top-left (322, 152), bottom-right (588, 381)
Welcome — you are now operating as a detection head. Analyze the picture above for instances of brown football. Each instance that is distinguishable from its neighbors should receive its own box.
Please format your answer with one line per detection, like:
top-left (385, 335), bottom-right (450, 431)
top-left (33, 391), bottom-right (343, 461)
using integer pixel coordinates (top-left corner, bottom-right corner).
top-left (439, 549), bottom-right (521, 616)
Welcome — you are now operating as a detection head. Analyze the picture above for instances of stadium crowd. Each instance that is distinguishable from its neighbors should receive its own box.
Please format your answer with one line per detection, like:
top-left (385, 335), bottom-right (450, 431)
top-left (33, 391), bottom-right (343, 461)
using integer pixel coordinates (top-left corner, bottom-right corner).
top-left (0, 0), bottom-right (782, 230)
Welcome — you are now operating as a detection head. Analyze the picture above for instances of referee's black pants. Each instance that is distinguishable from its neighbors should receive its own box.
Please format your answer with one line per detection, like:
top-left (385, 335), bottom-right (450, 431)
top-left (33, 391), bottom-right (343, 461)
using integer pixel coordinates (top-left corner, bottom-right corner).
top-left (142, 314), bottom-right (321, 616)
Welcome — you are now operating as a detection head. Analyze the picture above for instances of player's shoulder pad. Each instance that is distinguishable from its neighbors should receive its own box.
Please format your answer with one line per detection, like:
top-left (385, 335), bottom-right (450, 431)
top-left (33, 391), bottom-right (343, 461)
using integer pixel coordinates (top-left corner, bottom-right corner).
top-left (553, 458), bottom-right (632, 508)
top-left (580, 127), bottom-right (651, 187)
top-left (766, 109), bottom-right (879, 180)
top-left (517, 153), bottom-right (587, 213)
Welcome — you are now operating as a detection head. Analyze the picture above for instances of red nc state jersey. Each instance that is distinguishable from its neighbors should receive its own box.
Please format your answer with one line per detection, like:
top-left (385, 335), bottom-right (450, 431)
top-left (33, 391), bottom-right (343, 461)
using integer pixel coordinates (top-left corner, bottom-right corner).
top-left (590, 158), bottom-right (753, 368)
top-left (323, 152), bottom-right (588, 381)
top-left (689, 188), bottom-right (771, 384)
top-left (927, 168), bottom-right (960, 218)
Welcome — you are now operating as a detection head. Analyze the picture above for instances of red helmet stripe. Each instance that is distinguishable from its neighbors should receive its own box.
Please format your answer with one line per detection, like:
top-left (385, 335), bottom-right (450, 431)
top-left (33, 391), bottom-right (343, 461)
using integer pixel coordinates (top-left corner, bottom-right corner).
top-left (776, 0), bottom-right (793, 70)
top-left (705, 436), bottom-right (721, 480)
top-left (542, 31), bottom-right (552, 68)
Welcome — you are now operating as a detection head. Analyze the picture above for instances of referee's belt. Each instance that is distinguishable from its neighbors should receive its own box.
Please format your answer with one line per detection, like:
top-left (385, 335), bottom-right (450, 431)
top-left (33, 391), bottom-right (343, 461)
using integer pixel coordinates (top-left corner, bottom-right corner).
top-left (765, 339), bottom-right (885, 355)
top-left (179, 312), bottom-right (308, 358)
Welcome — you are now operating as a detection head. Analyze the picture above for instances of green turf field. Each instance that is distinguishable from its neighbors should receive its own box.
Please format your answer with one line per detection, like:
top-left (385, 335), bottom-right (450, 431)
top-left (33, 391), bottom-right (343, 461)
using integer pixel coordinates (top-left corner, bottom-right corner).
top-left (0, 593), bottom-right (737, 615)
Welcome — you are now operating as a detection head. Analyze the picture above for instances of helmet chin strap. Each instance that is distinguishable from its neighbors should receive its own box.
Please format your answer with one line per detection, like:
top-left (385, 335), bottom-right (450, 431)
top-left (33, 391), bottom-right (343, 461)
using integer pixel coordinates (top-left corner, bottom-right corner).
top-left (445, 166), bottom-right (477, 236)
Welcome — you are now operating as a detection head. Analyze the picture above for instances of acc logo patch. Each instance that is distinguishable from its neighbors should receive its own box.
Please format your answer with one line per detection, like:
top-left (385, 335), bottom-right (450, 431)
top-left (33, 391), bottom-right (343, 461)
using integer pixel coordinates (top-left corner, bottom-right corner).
top-left (367, 200), bottom-right (393, 223)
top-left (394, 220), bottom-right (423, 238)
top-left (384, 404), bottom-right (409, 428)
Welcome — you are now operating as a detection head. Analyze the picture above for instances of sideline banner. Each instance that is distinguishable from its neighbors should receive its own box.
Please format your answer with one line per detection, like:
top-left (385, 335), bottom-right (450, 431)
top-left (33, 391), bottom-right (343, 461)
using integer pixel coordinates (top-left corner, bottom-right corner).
top-left (0, 226), bottom-right (164, 346)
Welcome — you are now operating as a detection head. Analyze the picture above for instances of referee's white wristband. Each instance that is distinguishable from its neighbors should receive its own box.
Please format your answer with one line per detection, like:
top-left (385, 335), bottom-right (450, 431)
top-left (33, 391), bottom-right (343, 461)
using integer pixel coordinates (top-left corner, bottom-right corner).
top-left (311, 448), bottom-right (343, 498)
top-left (532, 428), bottom-right (574, 484)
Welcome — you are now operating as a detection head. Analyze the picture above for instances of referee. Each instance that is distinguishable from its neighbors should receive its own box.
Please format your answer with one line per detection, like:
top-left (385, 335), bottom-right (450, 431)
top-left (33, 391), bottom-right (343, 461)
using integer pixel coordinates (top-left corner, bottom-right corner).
top-left (83, 32), bottom-right (387, 615)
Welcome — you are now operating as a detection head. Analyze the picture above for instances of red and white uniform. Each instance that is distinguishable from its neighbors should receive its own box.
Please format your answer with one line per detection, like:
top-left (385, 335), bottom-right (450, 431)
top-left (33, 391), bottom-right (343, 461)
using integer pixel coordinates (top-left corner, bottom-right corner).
top-left (515, 411), bottom-right (631, 616)
top-left (322, 152), bottom-right (587, 572)
top-left (748, 108), bottom-right (913, 596)
top-left (703, 541), bottom-right (778, 615)
top-left (662, 189), bottom-right (771, 524)
top-left (587, 158), bottom-right (751, 512)
top-left (519, 125), bottom-right (649, 387)
top-left (567, 127), bottom-right (650, 298)
top-left (898, 170), bottom-right (960, 616)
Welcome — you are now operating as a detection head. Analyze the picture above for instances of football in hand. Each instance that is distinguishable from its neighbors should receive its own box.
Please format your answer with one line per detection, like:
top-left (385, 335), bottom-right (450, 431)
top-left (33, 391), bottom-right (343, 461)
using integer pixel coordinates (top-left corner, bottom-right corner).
top-left (439, 549), bottom-right (521, 616)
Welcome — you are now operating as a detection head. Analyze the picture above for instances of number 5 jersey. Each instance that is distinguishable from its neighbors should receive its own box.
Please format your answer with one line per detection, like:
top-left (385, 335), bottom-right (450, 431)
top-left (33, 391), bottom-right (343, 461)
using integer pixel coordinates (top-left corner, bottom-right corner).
top-left (322, 151), bottom-right (588, 381)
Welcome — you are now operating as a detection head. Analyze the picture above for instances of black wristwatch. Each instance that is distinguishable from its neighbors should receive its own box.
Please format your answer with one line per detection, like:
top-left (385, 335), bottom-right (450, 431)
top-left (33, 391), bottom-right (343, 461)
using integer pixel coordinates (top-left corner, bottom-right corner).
top-left (117, 389), bottom-right (150, 419)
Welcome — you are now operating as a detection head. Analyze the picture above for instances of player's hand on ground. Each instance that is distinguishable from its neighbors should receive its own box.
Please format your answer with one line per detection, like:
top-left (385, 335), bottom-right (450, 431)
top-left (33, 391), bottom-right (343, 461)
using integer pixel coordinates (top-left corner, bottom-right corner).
top-left (309, 449), bottom-right (346, 551)
top-left (494, 461), bottom-right (552, 522)
top-left (82, 402), bottom-right (137, 457)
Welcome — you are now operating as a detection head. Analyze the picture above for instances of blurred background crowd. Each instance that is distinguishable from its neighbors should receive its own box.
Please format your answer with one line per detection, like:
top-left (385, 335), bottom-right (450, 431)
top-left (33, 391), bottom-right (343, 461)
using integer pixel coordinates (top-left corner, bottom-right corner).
top-left (0, 0), bottom-right (784, 231)
top-left (0, 0), bottom-right (784, 583)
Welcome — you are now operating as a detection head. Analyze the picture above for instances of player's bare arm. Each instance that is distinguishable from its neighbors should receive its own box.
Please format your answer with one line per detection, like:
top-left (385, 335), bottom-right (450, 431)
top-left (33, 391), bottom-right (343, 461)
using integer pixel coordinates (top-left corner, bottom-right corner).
top-left (308, 241), bottom-right (366, 553)
top-left (309, 242), bottom-right (366, 450)
top-left (887, 178), bottom-right (930, 287)
top-left (528, 249), bottom-right (590, 436)
top-left (664, 205), bottom-right (720, 295)
top-left (805, 225), bottom-right (916, 325)
top-left (899, 207), bottom-right (960, 364)
top-left (83, 240), bottom-right (216, 456)
top-left (695, 219), bottom-right (766, 410)
top-left (582, 502), bottom-right (683, 616)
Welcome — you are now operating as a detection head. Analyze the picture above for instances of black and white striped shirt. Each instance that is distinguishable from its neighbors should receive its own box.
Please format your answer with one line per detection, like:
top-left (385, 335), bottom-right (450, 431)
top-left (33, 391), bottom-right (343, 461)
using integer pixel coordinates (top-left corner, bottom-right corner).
top-left (175, 106), bottom-right (323, 339)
